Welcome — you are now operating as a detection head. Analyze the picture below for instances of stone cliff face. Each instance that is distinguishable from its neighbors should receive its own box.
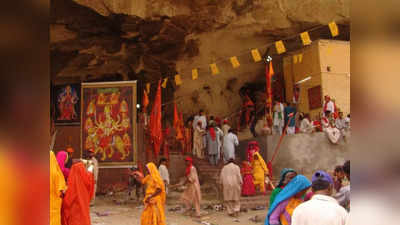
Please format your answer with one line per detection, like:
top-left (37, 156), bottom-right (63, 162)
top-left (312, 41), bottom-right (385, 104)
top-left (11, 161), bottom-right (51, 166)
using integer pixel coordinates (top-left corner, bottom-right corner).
top-left (50, 0), bottom-right (350, 121)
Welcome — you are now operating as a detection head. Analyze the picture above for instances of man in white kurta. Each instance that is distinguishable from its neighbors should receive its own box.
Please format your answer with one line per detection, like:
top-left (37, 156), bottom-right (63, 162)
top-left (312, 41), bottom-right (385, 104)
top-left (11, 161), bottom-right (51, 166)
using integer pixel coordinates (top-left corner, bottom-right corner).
top-left (325, 123), bottom-right (341, 144)
top-left (300, 117), bottom-right (314, 133)
top-left (272, 101), bottom-right (285, 135)
top-left (222, 120), bottom-right (231, 136)
top-left (158, 158), bottom-right (170, 194)
top-left (219, 159), bottom-right (242, 216)
top-left (223, 130), bottom-right (239, 163)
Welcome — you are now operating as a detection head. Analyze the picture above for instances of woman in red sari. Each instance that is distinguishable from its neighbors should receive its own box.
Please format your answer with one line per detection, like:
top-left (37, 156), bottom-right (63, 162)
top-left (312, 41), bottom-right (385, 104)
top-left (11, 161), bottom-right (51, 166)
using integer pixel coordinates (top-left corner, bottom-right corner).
top-left (62, 162), bottom-right (94, 225)
top-left (241, 161), bottom-right (256, 196)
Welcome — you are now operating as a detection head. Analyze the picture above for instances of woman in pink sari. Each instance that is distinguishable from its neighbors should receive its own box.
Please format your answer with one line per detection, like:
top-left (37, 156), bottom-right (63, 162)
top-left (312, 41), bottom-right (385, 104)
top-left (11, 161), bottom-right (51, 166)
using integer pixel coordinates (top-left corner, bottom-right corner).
top-left (56, 151), bottom-right (70, 180)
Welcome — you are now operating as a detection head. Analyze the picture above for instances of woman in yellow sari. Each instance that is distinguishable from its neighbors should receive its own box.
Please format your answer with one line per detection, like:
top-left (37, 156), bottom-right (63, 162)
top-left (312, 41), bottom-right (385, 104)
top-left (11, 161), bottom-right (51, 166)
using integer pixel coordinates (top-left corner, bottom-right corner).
top-left (251, 152), bottom-right (269, 194)
top-left (132, 162), bottom-right (166, 225)
top-left (50, 151), bottom-right (67, 225)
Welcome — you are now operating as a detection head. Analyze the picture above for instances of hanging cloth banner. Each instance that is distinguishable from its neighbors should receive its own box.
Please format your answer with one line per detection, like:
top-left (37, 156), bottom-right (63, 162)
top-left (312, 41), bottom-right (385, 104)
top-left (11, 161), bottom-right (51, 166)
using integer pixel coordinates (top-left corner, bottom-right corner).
top-left (329, 21), bottom-right (339, 37)
top-left (275, 40), bottom-right (286, 54)
top-left (300, 32), bottom-right (312, 45)
top-left (210, 63), bottom-right (220, 75)
top-left (146, 83), bottom-right (150, 94)
top-left (162, 78), bottom-right (168, 88)
top-left (192, 68), bottom-right (199, 80)
top-left (251, 49), bottom-right (262, 62)
top-left (175, 74), bottom-right (183, 86)
top-left (230, 56), bottom-right (240, 68)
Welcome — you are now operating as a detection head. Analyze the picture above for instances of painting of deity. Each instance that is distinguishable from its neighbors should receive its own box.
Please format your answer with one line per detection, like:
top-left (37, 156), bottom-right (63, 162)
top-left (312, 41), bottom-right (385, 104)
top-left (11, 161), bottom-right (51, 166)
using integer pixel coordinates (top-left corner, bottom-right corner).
top-left (52, 84), bottom-right (81, 124)
top-left (81, 81), bottom-right (137, 165)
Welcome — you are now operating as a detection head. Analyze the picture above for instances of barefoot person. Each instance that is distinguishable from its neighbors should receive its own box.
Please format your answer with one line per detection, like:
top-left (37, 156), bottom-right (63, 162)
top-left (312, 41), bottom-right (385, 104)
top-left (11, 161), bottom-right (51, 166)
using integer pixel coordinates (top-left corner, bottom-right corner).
top-left (172, 156), bottom-right (202, 217)
top-left (132, 162), bottom-right (166, 225)
top-left (220, 158), bottom-right (242, 217)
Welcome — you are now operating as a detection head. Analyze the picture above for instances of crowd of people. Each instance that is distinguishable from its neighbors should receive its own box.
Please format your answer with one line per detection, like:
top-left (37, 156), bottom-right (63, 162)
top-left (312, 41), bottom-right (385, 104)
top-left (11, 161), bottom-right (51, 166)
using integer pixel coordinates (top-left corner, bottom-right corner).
top-left (50, 148), bottom-right (98, 225)
top-left (272, 95), bottom-right (351, 143)
top-left (126, 155), bottom-right (350, 225)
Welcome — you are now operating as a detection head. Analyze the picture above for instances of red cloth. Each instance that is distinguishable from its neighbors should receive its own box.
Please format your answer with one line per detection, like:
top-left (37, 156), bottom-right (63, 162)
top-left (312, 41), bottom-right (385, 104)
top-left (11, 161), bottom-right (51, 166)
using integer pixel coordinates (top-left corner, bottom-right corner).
top-left (241, 161), bottom-right (256, 196)
top-left (150, 81), bottom-right (163, 156)
top-left (62, 162), bottom-right (94, 225)
top-left (209, 127), bottom-right (216, 141)
top-left (185, 156), bottom-right (193, 176)
top-left (313, 120), bottom-right (322, 132)
top-left (246, 141), bottom-right (259, 162)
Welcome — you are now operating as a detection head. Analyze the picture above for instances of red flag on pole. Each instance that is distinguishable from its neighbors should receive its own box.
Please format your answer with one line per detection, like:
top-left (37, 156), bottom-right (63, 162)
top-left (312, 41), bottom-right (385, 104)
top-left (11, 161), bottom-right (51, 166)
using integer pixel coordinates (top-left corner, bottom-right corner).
top-left (150, 80), bottom-right (162, 157)
top-left (266, 61), bottom-right (275, 108)
top-left (173, 103), bottom-right (184, 140)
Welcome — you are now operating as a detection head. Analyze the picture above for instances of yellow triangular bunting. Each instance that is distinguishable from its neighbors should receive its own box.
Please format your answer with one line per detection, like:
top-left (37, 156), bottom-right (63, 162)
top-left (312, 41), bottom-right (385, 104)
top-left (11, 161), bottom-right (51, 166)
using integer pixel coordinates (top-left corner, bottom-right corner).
top-left (328, 21), bottom-right (339, 37)
top-left (192, 68), bottom-right (199, 80)
top-left (251, 49), bottom-right (262, 62)
top-left (300, 32), bottom-right (312, 45)
top-left (175, 74), bottom-right (183, 86)
top-left (275, 40), bottom-right (286, 54)
top-left (230, 56), bottom-right (240, 68)
top-left (210, 63), bottom-right (220, 75)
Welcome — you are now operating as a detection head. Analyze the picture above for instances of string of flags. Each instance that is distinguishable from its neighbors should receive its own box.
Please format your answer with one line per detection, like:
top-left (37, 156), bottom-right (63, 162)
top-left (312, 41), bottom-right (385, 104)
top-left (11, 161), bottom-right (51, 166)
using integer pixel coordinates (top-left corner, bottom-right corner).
top-left (144, 21), bottom-right (341, 91)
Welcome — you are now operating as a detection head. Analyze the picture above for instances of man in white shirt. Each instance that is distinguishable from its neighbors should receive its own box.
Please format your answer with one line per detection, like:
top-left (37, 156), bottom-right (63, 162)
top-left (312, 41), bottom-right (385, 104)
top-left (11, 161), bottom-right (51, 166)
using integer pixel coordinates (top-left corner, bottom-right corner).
top-left (223, 129), bottom-right (239, 163)
top-left (158, 157), bottom-right (170, 194)
top-left (292, 170), bottom-right (348, 225)
top-left (272, 100), bottom-right (285, 135)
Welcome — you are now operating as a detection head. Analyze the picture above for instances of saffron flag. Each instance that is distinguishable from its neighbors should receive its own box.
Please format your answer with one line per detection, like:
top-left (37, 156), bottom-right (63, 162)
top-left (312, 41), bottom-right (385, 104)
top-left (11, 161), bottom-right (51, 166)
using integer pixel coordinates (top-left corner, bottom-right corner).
top-left (275, 40), bottom-right (286, 54)
top-left (175, 74), bottom-right (183, 86)
top-left (230, 56), bottom-right (240, 68)
top-left (265, 61), bottom-right (275, 107)
top-left (328, 21), bottom-right (339, 37)
top-left (210, 63), bottom-right (220, 75)
top-left (251, 49), bottom-right (262, 62)
top-left (146, 83), bottom-right (150, 94)
top-left (149, 81), bottom-right (162, 156)
top-left (192, 68), bottom-right (199, 80)
top-left (173, 103), bottom-right (184, 140)
top-left (142, 89), bottom-right (149, 112)
top-left (162, 78), bottom-right (168, 88)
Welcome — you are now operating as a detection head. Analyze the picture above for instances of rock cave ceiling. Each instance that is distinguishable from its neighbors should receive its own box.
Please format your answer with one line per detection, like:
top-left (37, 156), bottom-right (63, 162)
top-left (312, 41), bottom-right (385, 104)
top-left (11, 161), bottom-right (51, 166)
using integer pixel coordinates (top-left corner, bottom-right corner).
top-left (50, 0), bottom-right (349, 117)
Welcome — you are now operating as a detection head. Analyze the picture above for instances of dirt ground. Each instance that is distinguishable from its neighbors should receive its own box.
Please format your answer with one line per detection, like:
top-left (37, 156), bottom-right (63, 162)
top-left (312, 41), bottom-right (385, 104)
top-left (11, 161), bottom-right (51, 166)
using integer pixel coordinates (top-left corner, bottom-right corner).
top-left (91, 191), bottom-right (267, 225)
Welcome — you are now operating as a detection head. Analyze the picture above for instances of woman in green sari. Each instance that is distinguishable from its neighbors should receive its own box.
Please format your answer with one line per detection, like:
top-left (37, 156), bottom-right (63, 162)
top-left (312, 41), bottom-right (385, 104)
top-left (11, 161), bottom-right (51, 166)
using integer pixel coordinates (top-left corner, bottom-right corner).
top-left (269, 168), bottom-right (297, 207)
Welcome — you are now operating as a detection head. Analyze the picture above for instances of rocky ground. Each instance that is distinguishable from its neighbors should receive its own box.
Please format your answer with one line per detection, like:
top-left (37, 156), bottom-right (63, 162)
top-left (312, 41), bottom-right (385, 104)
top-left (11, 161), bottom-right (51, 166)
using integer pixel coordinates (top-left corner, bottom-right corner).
top-left (91, 190), bottom-right (268, 225)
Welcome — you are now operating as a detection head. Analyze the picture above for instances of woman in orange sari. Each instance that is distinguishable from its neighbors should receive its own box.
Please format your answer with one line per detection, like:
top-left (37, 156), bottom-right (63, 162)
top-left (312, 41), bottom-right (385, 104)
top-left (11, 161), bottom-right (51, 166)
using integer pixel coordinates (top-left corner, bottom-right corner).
top-left (62, 162), bottom-right (94, 225)
top-left (132, 162), bottom-right (166, 225)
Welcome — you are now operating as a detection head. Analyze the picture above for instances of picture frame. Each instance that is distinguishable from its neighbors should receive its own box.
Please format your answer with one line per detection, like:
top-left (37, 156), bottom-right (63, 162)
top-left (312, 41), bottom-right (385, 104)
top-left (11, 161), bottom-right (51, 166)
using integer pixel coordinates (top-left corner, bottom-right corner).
top-left (81, 81), bottom-right (137, 166)
top-left (52, 83), bottom-right (81, 125)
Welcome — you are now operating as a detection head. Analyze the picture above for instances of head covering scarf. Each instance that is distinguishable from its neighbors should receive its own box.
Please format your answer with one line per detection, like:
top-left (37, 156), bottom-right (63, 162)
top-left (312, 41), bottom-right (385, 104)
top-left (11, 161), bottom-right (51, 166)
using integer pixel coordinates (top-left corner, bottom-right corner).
top-left (264, 175), bottom-right (311, 225)
top-left (209, 127), bottom-right (216, 141)
top-left (56, 151), bottom-right (70, 180)
top-left (277, 168), bottom-right (296, 188)
top-left (63, 162), bottom-right (94, 225)
top-left (253, 152), bottom-right (267, 172)
top-left (185, 156), bottom-right (193, 176)
top-left (146, 162), bottom-right (166, 204)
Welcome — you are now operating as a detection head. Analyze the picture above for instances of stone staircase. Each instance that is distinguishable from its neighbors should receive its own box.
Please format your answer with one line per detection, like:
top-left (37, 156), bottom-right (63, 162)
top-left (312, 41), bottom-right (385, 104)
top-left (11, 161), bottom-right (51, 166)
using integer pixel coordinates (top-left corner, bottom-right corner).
top-left (193, 156), bottom-right (276, 209)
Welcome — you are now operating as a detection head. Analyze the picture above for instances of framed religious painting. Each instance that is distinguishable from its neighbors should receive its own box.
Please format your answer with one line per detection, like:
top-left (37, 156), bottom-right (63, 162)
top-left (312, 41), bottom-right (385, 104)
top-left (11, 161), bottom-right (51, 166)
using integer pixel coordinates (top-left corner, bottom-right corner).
top-left (308, 85), bottom-right (322, 110)
top-left (52, 84), bottom-right (81, 125)
top-left (81, 81), bottom-right (137, 166)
